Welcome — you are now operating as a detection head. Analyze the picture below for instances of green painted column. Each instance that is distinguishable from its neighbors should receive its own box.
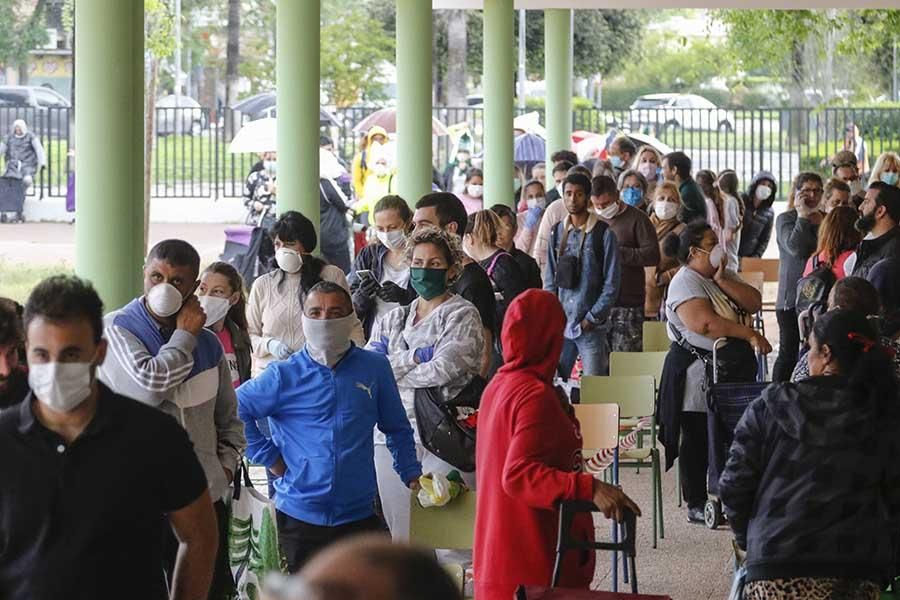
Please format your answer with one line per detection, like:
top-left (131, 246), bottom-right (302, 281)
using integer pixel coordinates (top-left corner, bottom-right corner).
top-left (74, 0), bottom-right (144, 310)
top-left (545, 9), bottom-right (572, 167)
top-left (276, 0), bottom-right (320, 230)
top-left (396, 0), bottom-right (432, 207)
top-left (483, 0), bottom-right (515, 209)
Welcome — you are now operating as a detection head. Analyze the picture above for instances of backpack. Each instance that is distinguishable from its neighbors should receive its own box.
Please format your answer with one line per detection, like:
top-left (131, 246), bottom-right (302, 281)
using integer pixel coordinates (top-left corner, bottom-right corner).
top-left (795, 255), bottom-right (837, 314)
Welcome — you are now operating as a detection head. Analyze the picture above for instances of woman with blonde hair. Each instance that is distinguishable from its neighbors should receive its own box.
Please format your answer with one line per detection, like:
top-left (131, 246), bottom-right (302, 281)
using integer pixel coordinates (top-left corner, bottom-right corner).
top-left (645, 181), bottom-right (686, 319)
top-left (630, 144), bottom-right (664, 197)
top-left (868, 151), bottom-right (900, 188)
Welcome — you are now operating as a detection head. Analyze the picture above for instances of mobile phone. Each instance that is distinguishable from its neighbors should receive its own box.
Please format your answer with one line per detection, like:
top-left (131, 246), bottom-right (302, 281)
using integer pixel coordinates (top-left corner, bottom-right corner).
top-left (357, 270), bottom-right (381, 289)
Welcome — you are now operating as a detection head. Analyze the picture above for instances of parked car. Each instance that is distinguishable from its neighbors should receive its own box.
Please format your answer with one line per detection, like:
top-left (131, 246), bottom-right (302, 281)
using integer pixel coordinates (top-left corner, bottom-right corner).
top-left (629, 93), bottom-right (735, 134)
top-left (155, 94), bottom-right (206, 136)
top-left (0, 85), bottom-right (71, 139)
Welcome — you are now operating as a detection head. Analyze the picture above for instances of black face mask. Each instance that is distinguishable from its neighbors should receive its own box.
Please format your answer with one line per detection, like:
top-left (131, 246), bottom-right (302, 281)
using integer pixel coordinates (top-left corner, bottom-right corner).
top-left (855, 212), bottom-right (876, 234)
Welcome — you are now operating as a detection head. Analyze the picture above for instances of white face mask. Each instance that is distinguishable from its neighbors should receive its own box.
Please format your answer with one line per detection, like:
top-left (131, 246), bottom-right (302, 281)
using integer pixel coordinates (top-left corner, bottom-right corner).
top-left (146, 283), bottom-right (184, 318)
top-left (467, 184), bottom-right (483, 198)
top-left (526, 197), bottom-right (546, 210)
top-left (849, 179), bottom-right (863, 196)
top-left (263, 160), bottom-right (277, 174)
top-left (698, 244), bottom-right (725, 269)
top-left (198, 295), bottom-right (232, 327)
top-left (302, 314), bottom-right (355, 368)
top-left (755, 185), bottom-right (773, 201)
top-left (28, 362), bottom-right (93, 412)
top-left (654, 201), bottom-right (678, 221)
top-left (376, 229), bottom-right (406, 250)
top-left (638, 162), bottom-right (658, 181)
top-left (596, 203), bottom-right (619, 219)
top-left (275, 248), bottom-right (303, 274)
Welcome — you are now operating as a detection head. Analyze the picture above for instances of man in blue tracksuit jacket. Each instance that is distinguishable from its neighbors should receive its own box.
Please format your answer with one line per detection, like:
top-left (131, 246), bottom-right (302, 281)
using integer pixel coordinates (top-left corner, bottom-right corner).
top-left (236, 281), bottom-right (421, 572)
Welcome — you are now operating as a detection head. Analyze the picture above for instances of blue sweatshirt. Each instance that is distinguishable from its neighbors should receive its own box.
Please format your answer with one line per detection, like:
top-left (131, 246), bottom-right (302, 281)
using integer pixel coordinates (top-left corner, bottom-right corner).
top-left (236, 345), bottom-right (421, 527)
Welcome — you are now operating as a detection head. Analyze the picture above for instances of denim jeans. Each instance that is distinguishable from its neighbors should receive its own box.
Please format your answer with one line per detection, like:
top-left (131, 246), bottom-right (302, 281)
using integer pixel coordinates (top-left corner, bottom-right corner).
top-left (559, 329), bottom-right (610, 378)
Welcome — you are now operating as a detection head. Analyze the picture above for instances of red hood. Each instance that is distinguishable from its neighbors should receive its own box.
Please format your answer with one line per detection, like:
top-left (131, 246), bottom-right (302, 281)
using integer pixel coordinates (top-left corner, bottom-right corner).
top-left (498, 289), bottom-right (565, 383)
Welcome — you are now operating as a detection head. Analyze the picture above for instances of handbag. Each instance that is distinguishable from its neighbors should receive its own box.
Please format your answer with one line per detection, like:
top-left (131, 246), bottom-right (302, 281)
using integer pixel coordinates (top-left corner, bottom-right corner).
top-left (229, 459), bottom-right (282, 599)
top-left (414, 375), bottom-right (486, 472)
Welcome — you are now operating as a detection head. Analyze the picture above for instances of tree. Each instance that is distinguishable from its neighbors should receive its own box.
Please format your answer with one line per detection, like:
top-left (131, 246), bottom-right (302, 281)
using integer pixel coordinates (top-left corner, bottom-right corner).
top-left (224, 0), bottom-right (241, 137)
top-left (445, 10), bottom-right (468, 107)
top-left (0, 0), bottom-right (50, 84)
top-left (144, 0), bottom-right (175, 255)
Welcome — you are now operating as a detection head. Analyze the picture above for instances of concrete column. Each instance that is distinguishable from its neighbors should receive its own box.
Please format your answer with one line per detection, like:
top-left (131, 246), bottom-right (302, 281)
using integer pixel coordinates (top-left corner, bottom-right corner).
top-left (276, 0), bottom-right (320, 229)
top-left (396, 0), bottom-right (433, 207)
top-left (74, 0), bottom-right (144, 309)
top-left (483, 0), bottom-right (515, 209)
top-left (545, 9), bottom-right (573, 167)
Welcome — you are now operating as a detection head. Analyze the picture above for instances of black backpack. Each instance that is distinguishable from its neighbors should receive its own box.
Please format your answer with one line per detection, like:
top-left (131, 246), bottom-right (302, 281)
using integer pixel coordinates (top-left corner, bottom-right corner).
top-left (795, 255), bottom-right (837, 314)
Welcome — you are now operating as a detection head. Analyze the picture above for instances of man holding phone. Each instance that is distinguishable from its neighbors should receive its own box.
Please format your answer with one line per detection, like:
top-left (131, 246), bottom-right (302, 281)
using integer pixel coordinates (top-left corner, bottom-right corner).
top-left (99, 239), bottom-right (245, 599)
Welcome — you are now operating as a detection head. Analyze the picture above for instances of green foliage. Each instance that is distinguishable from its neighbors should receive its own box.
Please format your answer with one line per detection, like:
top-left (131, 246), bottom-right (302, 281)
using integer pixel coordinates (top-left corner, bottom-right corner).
top-left (617, 32), bottom-right (724, 95)
top-left (0, 0), bottom-right (49, 70)
top-left (146, 0), bottom-right (176, 60)
top-left (320, 2), bottom-right (395, 107)
top-left (524, 96), bottom-right (593, 110)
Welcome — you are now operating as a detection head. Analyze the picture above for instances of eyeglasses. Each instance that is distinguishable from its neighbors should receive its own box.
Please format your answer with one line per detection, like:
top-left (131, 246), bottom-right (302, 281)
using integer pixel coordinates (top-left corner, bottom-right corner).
top-left (797, 187), bottom-right (824, 195)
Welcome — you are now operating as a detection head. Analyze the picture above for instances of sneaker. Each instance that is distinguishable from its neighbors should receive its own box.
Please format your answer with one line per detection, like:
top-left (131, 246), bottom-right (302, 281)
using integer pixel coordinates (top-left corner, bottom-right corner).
top-left (687, 506), bottom-right (705, 524)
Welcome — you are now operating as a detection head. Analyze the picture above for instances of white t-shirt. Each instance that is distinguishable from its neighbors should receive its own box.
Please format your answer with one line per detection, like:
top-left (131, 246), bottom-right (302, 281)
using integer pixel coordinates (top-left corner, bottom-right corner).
top-left (372, 259), bottom-right (411, 335)
top-left (666, 266), bottom-right (731, 352)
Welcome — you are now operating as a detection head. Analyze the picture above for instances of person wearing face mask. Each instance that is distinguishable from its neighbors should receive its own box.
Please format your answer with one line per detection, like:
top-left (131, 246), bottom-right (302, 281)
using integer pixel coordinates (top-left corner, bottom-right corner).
top-left (366, 226), bottom-right (483, 541)
top-left (607, 136), bottom-right (636, 179)
top-left (0, 118), bottom-right (45, 188)
top-left (237, 281), bottom-right (421, 572)
top-left (645, 182), bottom-right (686, 319)
top-left (631, 145), bottom-right (664, 199)
top-left (832, 150), bottom-right (866, 209)
top-left (489, 203), bottom-right (543, 289)
top-left (198, 262), bottom-right (251, 389)
top-left (246, 211), bottom-right (365, 377)
top-left (738, 171), bottom-right (778, 259)
top-left (617, 168), bottom-right (650, 212)
top-left (657, 223), bottom-right (770, 524)
top-left (352, 125), bottom-right (389, 201)
top-left (592, 175), bottom-right (660, 353)
top-left (0, 297), bottom-right (28, 408)
top-left (98, 239), bottom-right (245, 598)
top-left (774, 173), bottom-right (825, 382)
top-left (545, 173), bottom-right (622, 377)
top-left (442, 149), bottom-right (472, 194)
top-left (850, 182), bottom-right (900, 280)
top-left (358, 141), bottom-right (397, 221)
top-left (349, 195), bottom-right (417, 340)
top-left (457, 167), bottom-right (485, 215)
top-left (512, 179), bottom-right (547, 256)
top-left (867, 151), bottom-right (900, 189)
top-left (0, 275), bottom-right (219, 600)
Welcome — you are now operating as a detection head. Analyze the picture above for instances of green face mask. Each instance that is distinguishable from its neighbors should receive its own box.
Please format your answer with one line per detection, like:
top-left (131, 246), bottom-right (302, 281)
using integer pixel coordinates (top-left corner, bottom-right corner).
top-left (410, 267), bottom-right (449, 300)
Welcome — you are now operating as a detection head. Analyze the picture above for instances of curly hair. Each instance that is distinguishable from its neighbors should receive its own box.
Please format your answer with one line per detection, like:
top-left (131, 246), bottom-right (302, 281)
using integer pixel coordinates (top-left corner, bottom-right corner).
top-left (404, 226), bottom-right (465, 284)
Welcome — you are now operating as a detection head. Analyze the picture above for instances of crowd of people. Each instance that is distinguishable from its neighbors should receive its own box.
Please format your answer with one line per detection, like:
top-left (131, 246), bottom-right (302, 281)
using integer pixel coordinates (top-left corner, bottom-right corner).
top-left (3, 126), bottom-right (900, 599)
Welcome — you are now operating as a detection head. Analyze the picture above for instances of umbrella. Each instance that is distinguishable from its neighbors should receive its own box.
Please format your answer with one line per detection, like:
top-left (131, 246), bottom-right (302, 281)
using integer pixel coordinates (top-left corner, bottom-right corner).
top-left (352, 108), bottom-right (449, 137)
top-left (513, 112), bottom-right (546, 138)
top-left (514, 133), bottom-right (546, 163)
top-left (231, 91), bottom-right (339, 126)
top-left (229, 118), bottom-right (276, 153)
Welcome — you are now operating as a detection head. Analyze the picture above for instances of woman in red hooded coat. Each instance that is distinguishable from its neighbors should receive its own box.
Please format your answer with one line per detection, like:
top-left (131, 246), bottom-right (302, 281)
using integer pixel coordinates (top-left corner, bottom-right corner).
top-left (473, 289), bottom-right (640, 600)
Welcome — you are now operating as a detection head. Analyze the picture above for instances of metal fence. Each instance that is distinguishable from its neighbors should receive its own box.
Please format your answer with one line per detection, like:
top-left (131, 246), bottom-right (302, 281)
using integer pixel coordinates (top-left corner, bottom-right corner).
top-left (6, 105), bottom-right (899, 200)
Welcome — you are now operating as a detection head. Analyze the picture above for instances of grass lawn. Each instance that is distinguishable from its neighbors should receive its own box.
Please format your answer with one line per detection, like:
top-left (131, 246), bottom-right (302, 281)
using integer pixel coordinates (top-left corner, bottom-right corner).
top-left (0, 261), bottom-right (73, 303)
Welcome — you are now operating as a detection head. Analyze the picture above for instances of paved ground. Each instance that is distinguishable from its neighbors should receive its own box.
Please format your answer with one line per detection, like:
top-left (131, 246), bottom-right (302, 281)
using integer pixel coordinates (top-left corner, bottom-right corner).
top-left (0, 222), bottom-right (232, 266)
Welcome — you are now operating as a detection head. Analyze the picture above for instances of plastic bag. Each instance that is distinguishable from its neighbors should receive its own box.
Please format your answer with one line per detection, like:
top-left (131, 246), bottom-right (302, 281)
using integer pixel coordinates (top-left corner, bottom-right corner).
top-left (417, 471), bottom-right (465, 508)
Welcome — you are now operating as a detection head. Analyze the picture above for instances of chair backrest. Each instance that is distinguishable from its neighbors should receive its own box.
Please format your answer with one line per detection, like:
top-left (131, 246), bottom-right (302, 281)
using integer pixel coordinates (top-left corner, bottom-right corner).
top-left (409, 492), bottom-right (477, 551)
top-left (740, 257), bottom-right (779, 282)
top-left (739, 270), bottom-right (765, 295)
top-left (573, 403), bottom-right (619, 452)
top-left (609, 351), bottom-right (668, 385)
top-left (642, 321), bottom-right (670, 352)
top-left (580, 375), bottom-right (655, 420)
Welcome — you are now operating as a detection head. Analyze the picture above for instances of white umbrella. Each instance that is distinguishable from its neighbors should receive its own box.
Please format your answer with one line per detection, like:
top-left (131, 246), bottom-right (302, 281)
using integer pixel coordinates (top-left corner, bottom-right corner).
top-left (229, 117), bottom-right (276, 154)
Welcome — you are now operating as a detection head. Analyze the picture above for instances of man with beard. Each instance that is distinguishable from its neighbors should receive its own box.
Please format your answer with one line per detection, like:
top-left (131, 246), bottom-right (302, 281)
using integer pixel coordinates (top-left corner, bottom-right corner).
top-left (0, 298), bottom-right (28, 408)
top-left (852, 182), bottom-right (900, 279)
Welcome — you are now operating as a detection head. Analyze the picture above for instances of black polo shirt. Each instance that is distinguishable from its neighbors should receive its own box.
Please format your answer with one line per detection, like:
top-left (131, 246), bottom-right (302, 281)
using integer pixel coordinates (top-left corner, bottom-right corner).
top-left (0, 383), bottom-right (208, 600)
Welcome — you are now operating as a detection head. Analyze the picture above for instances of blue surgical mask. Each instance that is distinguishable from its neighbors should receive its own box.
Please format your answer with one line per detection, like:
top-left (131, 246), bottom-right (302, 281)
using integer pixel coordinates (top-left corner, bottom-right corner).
top-left (881, 172), bottom-right (899, 186)
top-left (610, 155), bottom-right (623, 169)
top-left (622, 187), bottom-right (642, 207)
